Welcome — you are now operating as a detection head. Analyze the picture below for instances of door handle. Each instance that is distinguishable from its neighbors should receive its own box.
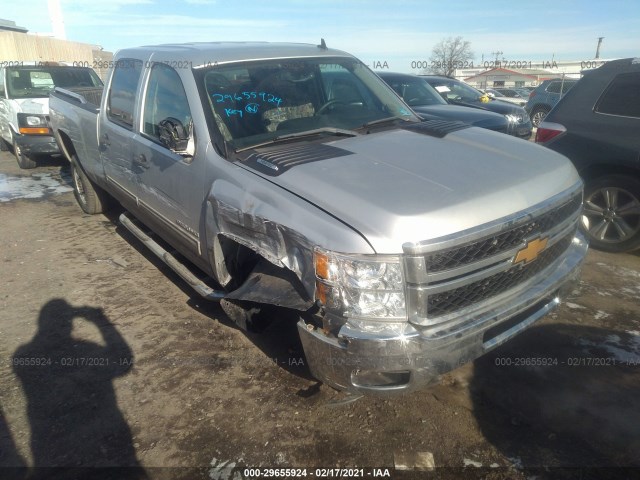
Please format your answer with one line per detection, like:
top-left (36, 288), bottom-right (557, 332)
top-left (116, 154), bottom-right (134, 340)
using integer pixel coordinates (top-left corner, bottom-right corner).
top-left (100, 133), bottom-right (110, 146)
top-left (134, 153), bottom-right (149, 168)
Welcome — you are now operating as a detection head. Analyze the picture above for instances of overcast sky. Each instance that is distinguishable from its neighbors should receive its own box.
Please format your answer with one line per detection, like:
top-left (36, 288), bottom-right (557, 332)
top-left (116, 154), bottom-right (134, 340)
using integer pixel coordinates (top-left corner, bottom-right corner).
top-left (8, 0), bottom-right (640, 73)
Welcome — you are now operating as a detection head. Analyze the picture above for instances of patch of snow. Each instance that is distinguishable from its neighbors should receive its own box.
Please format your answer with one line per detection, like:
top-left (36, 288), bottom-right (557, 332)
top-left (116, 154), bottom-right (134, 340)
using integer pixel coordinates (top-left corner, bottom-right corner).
top-left (0, 172), bottom-right (72, 202)
top-left (596, 291), bottom-right (613, 297)
top-left (597, 263), bottom-right (640, 279)
top-left (463, 458), bottom-right (482, 468)
top-left (209, 458), bottom-right (241, 480)
top-left (579, 333), bottom-right (640, 364)
top-left (594, 311), bottom-right (610, 320)
top-left (565, 302), bottom-right (585, 309)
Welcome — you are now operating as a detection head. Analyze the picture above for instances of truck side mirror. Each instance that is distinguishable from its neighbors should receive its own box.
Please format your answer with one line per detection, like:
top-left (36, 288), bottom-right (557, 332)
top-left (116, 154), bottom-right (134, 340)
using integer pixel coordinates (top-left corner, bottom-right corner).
top-left (158, 117), bottom-right (194, 157)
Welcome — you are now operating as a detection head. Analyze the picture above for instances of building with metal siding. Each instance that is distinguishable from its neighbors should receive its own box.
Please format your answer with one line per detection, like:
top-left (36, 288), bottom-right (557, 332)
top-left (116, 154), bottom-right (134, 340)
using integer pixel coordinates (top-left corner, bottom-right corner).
top-left (463, 67), bottom-right (562, 89)
top-left (0, 19), bottom-right (113, 80)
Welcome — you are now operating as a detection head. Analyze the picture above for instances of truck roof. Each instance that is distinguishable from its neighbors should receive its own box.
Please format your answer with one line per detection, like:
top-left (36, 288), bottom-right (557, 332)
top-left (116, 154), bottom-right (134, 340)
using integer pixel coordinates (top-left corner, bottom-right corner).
top-left (115, 42), bottom-right (354, 68)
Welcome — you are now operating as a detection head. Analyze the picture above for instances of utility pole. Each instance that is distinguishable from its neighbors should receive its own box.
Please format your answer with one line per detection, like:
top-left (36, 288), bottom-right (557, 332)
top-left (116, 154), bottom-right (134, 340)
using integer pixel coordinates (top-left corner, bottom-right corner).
top-left (491, 50), bottom-right (503, 64)
top-left (48, 0), bottom-right (66, 39)
top-left (595, 37), bottom-right (604, 59)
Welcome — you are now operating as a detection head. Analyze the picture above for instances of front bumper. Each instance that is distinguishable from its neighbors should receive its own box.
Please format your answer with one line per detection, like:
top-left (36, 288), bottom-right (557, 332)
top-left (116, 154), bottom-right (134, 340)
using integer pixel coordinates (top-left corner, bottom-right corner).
top-left (298, 233), bottom-right (588, 396)
top-left (14, 134), bottom-right (60, 156)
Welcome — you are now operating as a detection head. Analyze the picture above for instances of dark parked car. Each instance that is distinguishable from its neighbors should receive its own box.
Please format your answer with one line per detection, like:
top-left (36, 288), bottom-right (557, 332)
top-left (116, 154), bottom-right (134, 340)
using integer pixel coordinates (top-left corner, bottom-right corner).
top-left (525, 78), bottom-right (578, 127)
top-left (536, 58), bottom-right (640, 252)
top-left (378, 72), bottom-right (509, 134)
top-left (422, 75), bottom-right (532, 138)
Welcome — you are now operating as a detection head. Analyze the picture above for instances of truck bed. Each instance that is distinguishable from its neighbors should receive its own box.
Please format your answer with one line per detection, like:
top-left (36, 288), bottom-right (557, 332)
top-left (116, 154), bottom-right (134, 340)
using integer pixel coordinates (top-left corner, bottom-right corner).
top-left (51, 87), bottom-right (103, 113)
top-left (49, 87), bottom-right (102, 176)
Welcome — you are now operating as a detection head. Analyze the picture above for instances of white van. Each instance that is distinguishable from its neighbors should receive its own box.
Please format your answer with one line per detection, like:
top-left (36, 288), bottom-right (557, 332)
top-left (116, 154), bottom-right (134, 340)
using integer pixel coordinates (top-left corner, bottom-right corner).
top-left (0, 63), bottom-right (102, 168)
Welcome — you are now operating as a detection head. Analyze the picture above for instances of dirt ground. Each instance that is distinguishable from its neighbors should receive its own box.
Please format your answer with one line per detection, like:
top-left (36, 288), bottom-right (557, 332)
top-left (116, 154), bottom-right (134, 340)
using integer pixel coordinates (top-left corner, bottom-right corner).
top-left (0, 152), bottom-right (639, 480)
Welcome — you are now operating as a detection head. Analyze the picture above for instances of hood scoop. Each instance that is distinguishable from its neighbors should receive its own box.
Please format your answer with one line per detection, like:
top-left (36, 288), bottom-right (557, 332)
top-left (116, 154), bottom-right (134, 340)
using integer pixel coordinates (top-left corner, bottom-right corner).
top-left (240, 142), bottom-right (353, 176)
top-left (402, 119), bottom-right (470, 138)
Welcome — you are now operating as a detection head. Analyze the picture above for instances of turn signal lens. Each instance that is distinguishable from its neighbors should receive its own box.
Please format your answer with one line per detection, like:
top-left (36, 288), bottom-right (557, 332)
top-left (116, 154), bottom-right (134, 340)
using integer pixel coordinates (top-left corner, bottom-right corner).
top-left (19, 127), bottom-right (50, 135)
top-left (315, 251), bottom-right (330, 280)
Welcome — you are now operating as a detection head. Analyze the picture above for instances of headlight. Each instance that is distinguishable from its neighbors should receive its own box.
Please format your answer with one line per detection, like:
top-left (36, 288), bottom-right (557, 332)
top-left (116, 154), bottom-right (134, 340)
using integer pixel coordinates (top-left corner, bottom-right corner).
top-left (314, 249), bottom-right (406, 320)
top-left (17, 113), bottom-right (50, 135)
top-left (504, 114), bottom-right (520, 123)
top-left (26, 116), bottom-right (45, 126)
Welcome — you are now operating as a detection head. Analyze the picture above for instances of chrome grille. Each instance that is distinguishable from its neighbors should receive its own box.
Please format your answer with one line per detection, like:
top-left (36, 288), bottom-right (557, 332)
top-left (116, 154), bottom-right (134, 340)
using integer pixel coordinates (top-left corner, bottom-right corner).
top-left (426, 194), bottom-right (582, 273)
top-left (403, 184), bottom-right (583, 326)
top-left (422, 232), bottom-right (574, 318)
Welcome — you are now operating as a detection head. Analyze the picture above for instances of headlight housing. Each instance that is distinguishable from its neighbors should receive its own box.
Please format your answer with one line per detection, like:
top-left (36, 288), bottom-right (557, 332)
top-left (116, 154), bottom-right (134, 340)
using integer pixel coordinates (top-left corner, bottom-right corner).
top-left (314, 249), bottom-right (406, 321)
top-left (504, 113), bottom-right (520, 123)
top-left (17, 113), bottom-right (51, 135)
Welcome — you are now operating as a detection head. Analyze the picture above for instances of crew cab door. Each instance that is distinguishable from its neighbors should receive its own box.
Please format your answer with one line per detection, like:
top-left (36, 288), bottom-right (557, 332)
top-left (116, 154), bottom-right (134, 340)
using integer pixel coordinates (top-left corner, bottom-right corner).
top-left (99, 59), bottom-right (144, 208)
top-left (133, 62), bottom-right (204, 258)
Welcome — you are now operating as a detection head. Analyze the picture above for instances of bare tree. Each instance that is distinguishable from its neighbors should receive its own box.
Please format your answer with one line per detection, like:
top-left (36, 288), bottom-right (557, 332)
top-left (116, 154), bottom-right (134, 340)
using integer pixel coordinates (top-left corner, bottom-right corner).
top-left (428, 36), bottom-right (474, 77)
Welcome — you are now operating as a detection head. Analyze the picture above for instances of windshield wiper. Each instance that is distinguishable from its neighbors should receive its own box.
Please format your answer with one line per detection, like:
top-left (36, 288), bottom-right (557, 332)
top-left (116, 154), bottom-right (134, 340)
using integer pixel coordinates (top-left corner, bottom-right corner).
top-left (235, 127), bottom-right (359, 153)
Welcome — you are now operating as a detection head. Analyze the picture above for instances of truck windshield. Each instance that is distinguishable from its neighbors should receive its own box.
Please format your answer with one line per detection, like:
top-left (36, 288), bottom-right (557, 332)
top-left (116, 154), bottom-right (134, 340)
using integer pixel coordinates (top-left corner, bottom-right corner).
top-left (197, 57), bottom-right (420, 151)
top-left (6, 67), bottom-right (103, 99)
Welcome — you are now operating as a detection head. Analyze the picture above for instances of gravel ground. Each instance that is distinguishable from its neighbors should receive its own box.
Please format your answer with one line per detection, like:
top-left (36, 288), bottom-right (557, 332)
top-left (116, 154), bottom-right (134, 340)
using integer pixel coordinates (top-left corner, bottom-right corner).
top-left (0, 152), bottom-right (639, 480)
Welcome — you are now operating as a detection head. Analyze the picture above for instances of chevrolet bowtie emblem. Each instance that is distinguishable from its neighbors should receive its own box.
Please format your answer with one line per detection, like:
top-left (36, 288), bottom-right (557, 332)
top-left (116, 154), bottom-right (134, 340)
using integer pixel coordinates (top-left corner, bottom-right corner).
top-left (514, 237), bottom-right (548, 265)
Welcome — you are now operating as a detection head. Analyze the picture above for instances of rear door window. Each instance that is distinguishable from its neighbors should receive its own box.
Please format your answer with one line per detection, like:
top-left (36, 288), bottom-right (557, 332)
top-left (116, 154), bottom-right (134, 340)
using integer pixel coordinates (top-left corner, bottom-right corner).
top-left (107, 59), bottom-right (143, 129)
top-left (595, 72), bottom-right (640, 118)
top-left (546, 82), bottom-right (561, 94)
top-left (142, 63), bottom-right (192, 144)
top-left (561, 82), bottom-right (575, 94)
top-left (546, 81), bottom-right (575, 95)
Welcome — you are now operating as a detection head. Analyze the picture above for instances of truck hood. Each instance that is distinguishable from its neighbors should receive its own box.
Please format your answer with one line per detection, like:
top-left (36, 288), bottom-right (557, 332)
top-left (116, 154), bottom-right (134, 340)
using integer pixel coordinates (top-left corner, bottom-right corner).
top-left (241, 126), bottom-right (580, 253)
top-left (11, 98), bottom-right (49, 114)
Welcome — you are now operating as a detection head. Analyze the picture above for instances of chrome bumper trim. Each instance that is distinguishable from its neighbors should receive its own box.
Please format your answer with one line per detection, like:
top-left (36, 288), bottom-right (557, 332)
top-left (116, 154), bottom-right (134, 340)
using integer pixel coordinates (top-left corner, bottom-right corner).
top-left (298, 233), bottom-right (587, 396)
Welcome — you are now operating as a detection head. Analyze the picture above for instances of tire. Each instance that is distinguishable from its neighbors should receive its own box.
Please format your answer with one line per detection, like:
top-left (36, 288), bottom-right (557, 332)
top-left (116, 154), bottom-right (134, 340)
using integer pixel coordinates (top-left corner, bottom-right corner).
top-left (530, 106), bottom-right (550, 128)
top-left (581, 175), bottom-right (640, 252)
top-left (0, 138), bottom-right (9, 151)
top-left (13, 139), bottom-right (37, 169)
top-left (70, 157), bottom-right (111, 214)
top-left (220, 298), bottom-right (273, 332)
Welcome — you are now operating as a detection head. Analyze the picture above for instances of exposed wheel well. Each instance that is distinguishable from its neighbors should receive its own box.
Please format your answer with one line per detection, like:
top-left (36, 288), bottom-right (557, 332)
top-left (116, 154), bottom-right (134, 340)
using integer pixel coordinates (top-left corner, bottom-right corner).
top-left (213, 235), bottom-right (261, 290)
top-left (56, 130), bottom-right (77, 163)
top-left (213, 235), bottom-right (312, 310)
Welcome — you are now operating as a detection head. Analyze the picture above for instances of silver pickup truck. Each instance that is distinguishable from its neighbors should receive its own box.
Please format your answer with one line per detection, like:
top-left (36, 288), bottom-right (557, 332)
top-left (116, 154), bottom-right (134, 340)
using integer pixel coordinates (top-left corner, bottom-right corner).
top-left (49, 41), bottom-right (587, 396)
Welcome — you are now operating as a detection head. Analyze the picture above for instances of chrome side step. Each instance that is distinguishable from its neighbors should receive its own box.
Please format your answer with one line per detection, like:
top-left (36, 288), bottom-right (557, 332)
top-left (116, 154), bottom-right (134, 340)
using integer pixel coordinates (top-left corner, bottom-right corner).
top-left (119, 212), bottom-right (225, 301)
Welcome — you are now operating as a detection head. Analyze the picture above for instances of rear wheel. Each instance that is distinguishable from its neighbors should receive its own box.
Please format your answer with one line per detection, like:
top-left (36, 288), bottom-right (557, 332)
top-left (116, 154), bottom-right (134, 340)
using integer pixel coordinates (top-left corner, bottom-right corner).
top-left (581, 175), bottom-right (640, 252)
top-left (0, 138), bottom-right (9, 151)
top-left (70, 156), bottom-right (111, 214)
top-left (13, 140), bottom-right (37, 169)
top-left (530, 106), bottom-right (549, 127)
